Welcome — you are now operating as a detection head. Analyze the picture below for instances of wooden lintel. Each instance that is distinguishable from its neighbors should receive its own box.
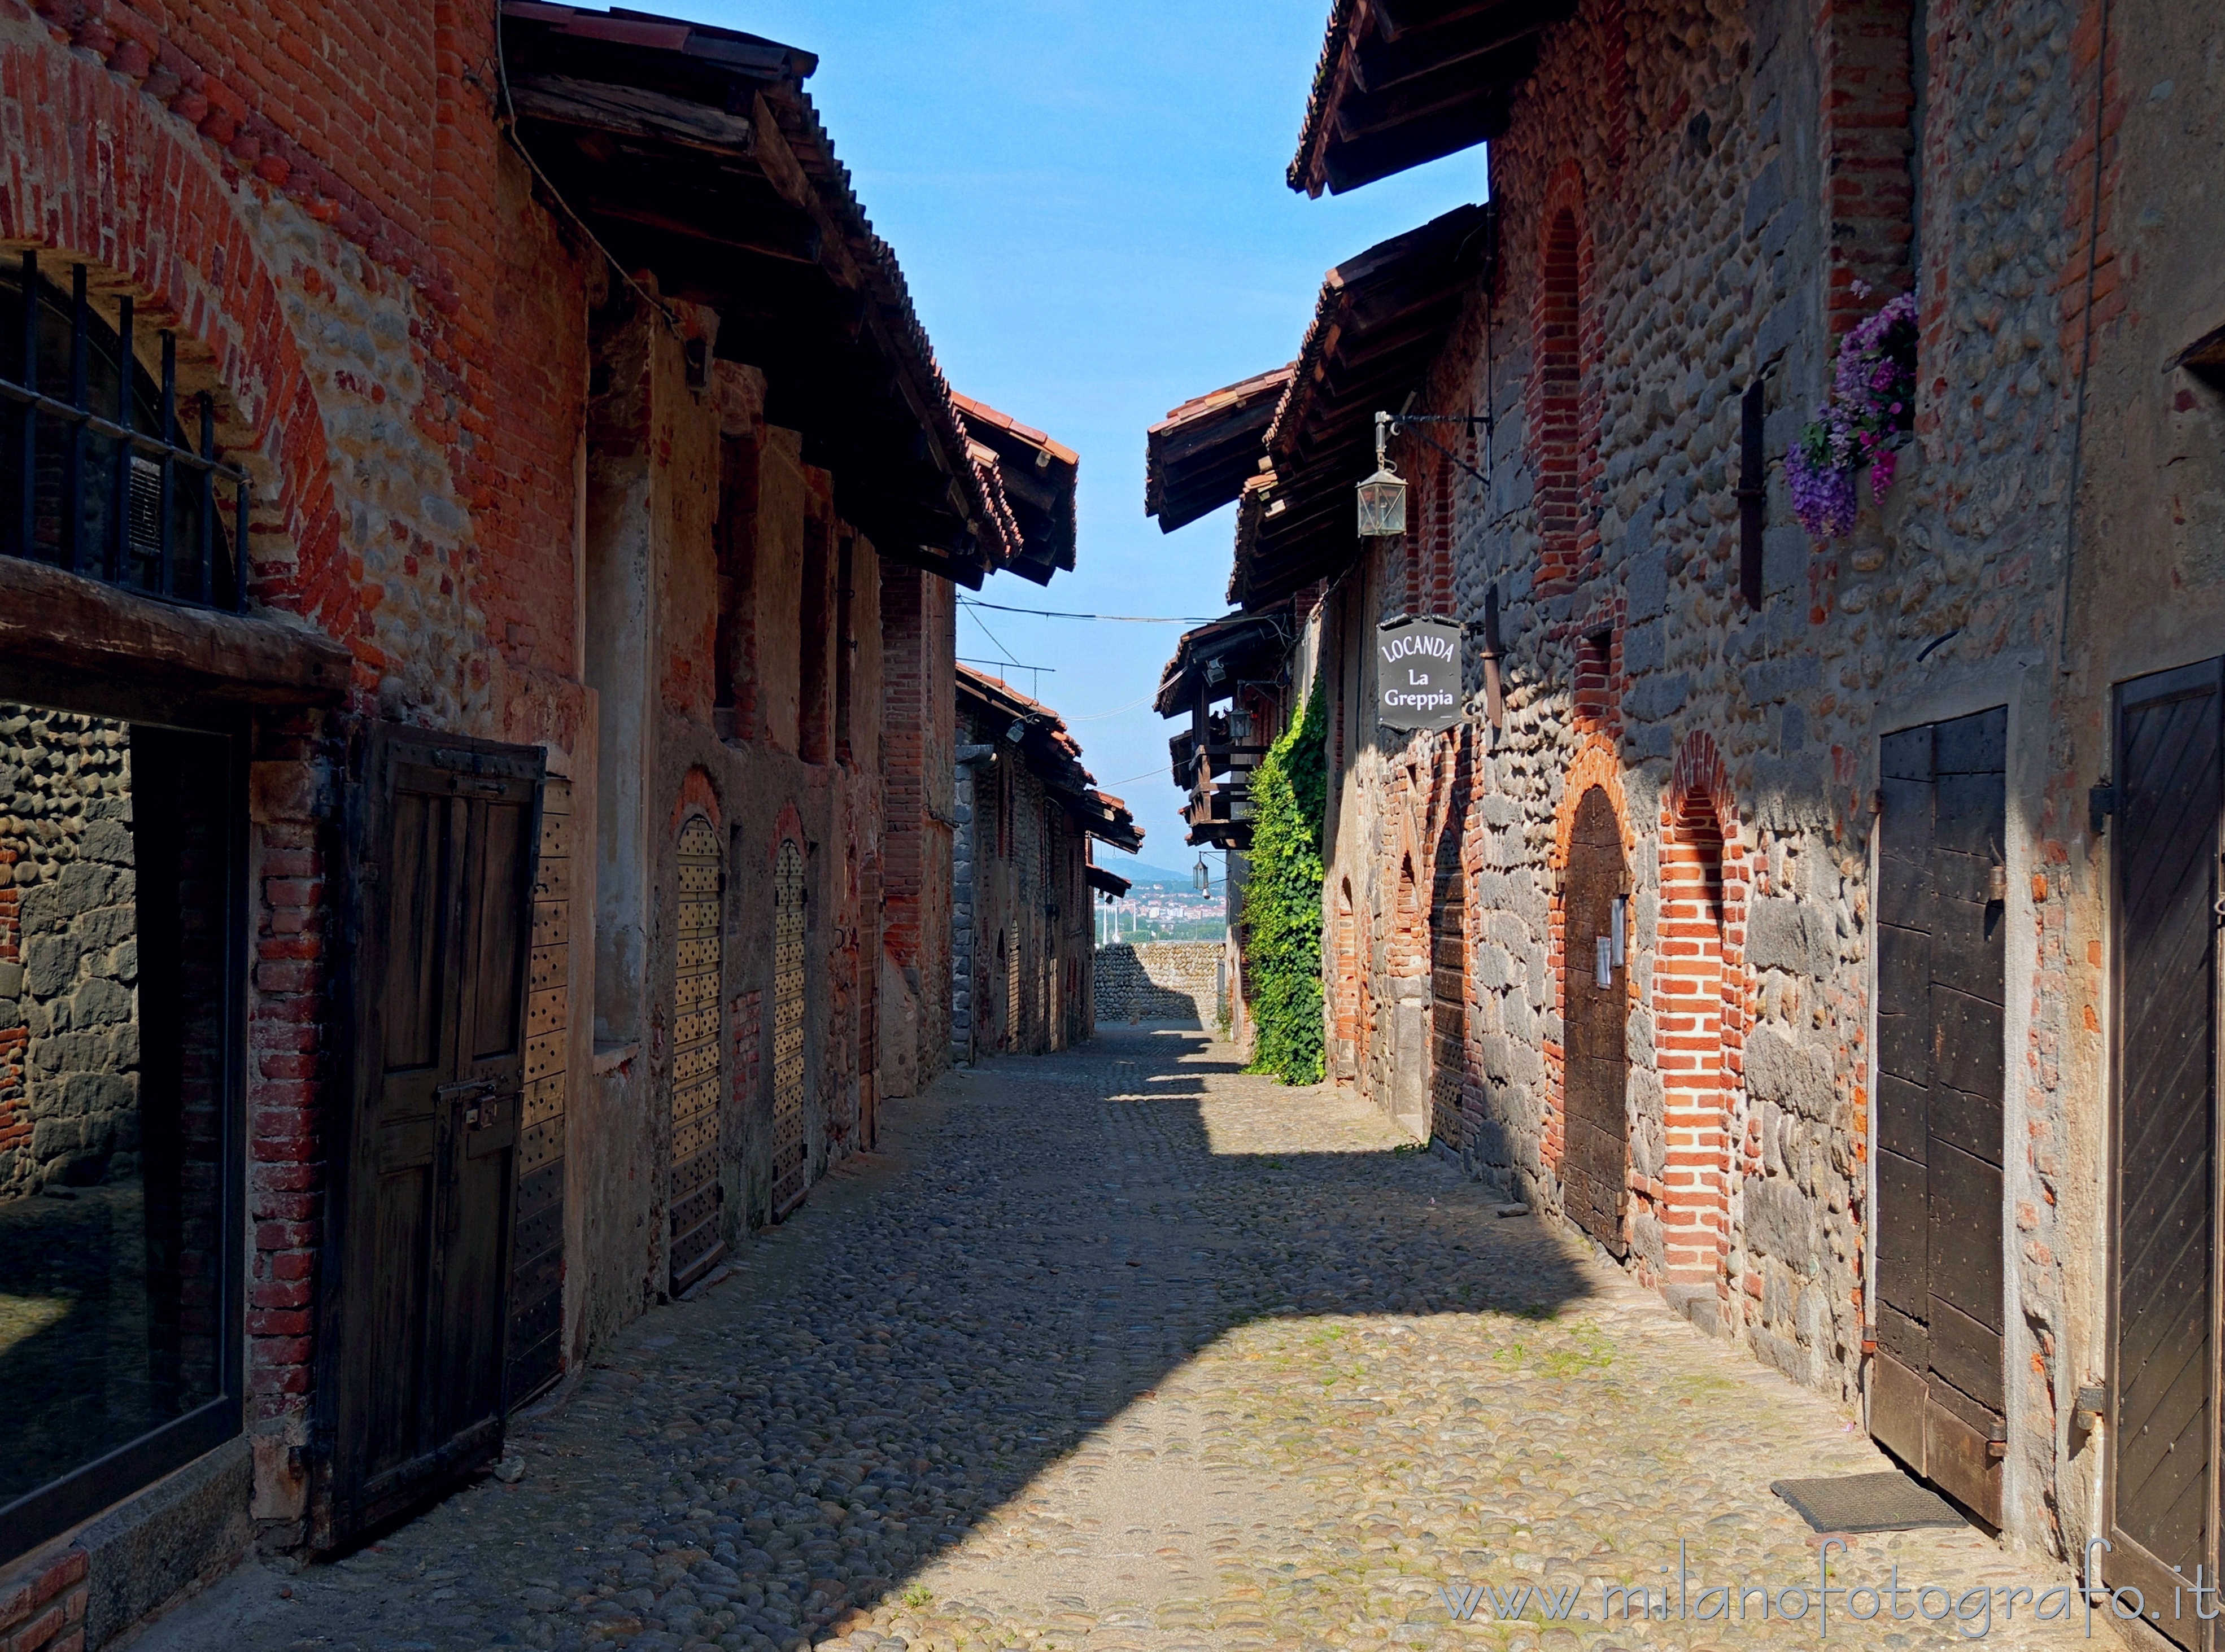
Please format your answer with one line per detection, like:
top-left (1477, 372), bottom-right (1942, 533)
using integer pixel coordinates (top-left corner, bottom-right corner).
top-left (0, 555), bottom-right (354, 707)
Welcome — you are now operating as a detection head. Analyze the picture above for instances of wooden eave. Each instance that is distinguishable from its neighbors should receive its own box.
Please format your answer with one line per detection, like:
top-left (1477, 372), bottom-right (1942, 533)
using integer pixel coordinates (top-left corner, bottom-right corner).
top-left (501, 1), bottom-right (997, 583)
top-left (1144, 365), bottom-right (1293, 532)
top-left (954, 394), bottom-right (1079, 579)
top-left (1289, 0), bottom-right (1575, 196)
top-left (1222, 206), bottom-right (1485, 605)
top-left (1151, 612), bottom-right (1286, 716)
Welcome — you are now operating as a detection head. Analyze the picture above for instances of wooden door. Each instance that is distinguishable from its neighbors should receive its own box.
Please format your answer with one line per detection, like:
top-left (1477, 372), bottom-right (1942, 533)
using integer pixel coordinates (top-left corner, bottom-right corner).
top-left (2107, 657), bottom-right (2223, 1641)
top-left (1563, 786), bottom-right (1628, 1255)
top-left (319, 728), bottom-right (541, 1547)
top-left (669, 815), bottom-right (724, 1294)
top-left (1871, 707), bottom-right (2006, 1525)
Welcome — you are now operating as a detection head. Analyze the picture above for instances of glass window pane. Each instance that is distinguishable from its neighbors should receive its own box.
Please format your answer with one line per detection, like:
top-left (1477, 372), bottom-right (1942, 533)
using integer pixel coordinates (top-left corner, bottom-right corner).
top-left (0, 704), bottom-right (230, 1503)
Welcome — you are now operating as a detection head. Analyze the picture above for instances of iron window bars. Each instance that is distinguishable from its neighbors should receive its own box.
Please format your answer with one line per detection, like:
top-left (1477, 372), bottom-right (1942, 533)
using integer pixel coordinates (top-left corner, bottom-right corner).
top-left (1, 252), bottom-right (249, 611)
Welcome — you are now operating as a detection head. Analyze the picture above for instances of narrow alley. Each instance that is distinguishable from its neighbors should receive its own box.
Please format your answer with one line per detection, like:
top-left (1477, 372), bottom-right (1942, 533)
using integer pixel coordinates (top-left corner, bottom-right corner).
top-left (144, 1024), bottom-right (2068, 1652)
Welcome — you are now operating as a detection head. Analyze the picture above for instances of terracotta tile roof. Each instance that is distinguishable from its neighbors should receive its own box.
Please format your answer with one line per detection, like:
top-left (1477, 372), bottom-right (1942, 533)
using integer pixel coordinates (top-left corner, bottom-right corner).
top-left (952, 394), bottom-right (1080, 584)
top-left (1229, 203), bottom-right (1493, 607)
top-left (1145, 365), bottom-right (1293, 533)
top-left (957, 665), bottom-right (1143, 850)
top-left (952, 392), bottom-right (1080, 467)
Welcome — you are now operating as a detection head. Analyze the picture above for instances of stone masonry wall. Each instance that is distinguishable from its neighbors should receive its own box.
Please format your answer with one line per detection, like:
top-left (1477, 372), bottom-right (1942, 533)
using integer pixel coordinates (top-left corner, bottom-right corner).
top-left (1310, 0), bottom-right (2117, 1550)
top-left (1094, 942), bottom-right (1220, 1024)
top-left (0, 708), bottom-right (137, 1201)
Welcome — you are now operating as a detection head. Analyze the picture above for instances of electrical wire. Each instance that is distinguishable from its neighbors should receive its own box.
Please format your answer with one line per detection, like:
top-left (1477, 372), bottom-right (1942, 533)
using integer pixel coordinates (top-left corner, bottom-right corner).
top-left (1067, 693), bottom-right (1163, 722)
top-left (961, 602), bottom-right (1026, 670)
top-left (960, 597), bottom-right (1226, 623)
top-left (491, 6), bottom-right (684, 338)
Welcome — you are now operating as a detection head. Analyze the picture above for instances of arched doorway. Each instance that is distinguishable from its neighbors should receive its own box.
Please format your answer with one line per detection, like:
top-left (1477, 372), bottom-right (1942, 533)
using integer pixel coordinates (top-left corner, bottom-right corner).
top-left (1562, 785), bottom-right (1628, 1253)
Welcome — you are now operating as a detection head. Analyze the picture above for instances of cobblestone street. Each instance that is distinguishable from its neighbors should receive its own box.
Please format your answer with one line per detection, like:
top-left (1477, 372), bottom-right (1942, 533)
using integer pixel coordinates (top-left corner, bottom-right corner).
top-left (145, 1025), bottom-right (2098, 1652)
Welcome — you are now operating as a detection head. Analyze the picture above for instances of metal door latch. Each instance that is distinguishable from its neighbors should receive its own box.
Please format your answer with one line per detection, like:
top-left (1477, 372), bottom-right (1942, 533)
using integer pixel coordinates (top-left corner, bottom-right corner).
top-left (437, 1077), bottom-right (499, 1127)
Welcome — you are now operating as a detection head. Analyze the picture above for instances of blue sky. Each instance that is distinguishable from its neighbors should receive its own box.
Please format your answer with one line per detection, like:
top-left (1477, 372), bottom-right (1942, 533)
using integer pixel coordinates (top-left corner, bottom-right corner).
top-left (670, 0), bottom-right (1486, 869)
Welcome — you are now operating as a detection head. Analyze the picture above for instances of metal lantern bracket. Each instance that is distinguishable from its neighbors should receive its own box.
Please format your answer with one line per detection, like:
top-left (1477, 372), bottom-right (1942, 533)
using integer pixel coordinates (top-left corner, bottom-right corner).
top-left (1389, 409), bottom-right (1493, 485)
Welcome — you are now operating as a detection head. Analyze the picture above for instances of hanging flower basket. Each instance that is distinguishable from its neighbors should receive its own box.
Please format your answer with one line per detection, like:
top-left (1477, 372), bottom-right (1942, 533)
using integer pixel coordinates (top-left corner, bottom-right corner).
top-left (1787, 290), bottom-right (1919, 539)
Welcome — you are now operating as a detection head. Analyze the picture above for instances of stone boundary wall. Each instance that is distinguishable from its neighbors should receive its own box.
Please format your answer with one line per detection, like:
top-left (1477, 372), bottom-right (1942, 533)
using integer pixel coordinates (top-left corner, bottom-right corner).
top-left (1093, 941), bottom-right (1221, 1024)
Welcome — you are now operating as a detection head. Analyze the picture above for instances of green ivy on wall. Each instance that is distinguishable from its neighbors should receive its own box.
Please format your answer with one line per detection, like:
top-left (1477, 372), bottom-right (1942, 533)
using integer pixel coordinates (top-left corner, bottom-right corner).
top-left (1242, 683), bottom-right (1328, 1085)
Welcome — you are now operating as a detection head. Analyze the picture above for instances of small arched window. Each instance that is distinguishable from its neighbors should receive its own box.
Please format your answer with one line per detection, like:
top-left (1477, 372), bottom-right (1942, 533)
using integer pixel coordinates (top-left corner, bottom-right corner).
top-left (1, 253), bottom-right (247, 610)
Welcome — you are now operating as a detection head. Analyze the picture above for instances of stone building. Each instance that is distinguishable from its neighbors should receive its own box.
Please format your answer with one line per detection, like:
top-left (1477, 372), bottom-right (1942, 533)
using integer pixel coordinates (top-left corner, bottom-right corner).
top-left (0, 0), bottom-right (1076, 1636)
top-left (1142, 609), bottom-right (1290, 1059)
top-left (952, 668), bottom-right (1140, 1063)
top-left (1157, 0), bottom-right (2223, 1580)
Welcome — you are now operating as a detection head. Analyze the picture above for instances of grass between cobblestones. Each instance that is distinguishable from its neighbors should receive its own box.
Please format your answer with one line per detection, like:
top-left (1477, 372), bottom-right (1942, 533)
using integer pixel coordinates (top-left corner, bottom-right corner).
top-left (137, 1024), bottom-right (2111, 1652)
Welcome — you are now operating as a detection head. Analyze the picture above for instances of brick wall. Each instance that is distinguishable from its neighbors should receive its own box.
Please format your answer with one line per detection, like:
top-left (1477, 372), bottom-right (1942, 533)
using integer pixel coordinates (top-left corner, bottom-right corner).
top-left (3, 0), bottom-right (596, 1556)
top-left (0, 1544), bottom-right (86, 1652)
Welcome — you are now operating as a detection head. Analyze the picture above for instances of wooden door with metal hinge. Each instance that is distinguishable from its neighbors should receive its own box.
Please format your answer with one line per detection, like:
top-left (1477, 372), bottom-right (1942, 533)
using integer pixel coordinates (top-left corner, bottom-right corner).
top-left (2105, 655), bottom-right (2223, 1648)
top-left (316, 727), bottom-right (542, 1548)
top-left (1871, 706), bottom-right (2008, 1526)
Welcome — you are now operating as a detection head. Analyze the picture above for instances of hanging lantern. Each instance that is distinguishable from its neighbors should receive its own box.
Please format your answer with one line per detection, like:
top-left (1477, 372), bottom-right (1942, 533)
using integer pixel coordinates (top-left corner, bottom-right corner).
top-left (1356, 409), bottom-right (1407, 537)
top-left (1194, 854), bottom-right (1210, 893)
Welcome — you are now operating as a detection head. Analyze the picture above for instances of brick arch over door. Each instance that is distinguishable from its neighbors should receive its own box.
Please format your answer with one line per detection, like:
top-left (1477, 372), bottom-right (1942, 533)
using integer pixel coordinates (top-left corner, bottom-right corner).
top-left (1656, 731), bottom-right (1750, 1290)
top-left (1, 38), bottom-right (350, 662)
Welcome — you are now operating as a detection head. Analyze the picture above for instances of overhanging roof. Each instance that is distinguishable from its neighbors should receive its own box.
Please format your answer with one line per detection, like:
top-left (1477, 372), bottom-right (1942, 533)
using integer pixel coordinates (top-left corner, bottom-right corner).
top-left (1145, 365), bottom-right (1292, 533)
top-left (956, 666), bottom-right (1145, 852)
top-left (500, 2), bottom-right (1000, 587)
top-left (1289, 0), bottom-right (1575, 197)
top-left (954, 393), bottom-right (1079, 585)
top-left (1085, 863), bottom-right (1133, 898)
top-left (1229, 203), bottom-right (1492, 608)
top-left (1153, 611), bottom-right (1289, 716)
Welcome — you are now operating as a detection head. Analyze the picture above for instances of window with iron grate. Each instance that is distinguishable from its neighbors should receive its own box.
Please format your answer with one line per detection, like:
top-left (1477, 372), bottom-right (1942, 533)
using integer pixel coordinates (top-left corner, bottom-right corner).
top-left (0, 254), bottom-right (247, 610)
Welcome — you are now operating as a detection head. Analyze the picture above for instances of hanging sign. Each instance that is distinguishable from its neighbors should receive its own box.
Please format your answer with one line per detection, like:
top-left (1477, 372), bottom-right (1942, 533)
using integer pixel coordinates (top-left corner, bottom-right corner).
top-left (1376, 616), bottom-right (1463, 732)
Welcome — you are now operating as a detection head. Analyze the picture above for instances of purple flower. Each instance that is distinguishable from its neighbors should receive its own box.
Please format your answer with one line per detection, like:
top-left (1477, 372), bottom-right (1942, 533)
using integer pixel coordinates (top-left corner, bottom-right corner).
top-left (1788, 442), bottom-right (1858, 538)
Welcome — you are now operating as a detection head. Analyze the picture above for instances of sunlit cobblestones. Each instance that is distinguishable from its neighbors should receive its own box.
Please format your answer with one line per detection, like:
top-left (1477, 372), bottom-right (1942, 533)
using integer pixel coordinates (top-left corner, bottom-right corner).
top-left (143, 1025), bottom-right (2106, 1652)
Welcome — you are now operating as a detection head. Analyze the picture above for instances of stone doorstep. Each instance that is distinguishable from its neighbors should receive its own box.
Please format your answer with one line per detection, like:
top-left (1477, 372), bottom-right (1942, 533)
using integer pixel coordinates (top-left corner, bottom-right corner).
top-left (0, 1435), bottom-right (252, 1652)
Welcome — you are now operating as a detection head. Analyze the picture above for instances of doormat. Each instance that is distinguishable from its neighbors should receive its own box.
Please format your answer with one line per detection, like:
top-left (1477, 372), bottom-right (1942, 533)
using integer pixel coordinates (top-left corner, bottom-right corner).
top-left (1770, 1472), bottom-right (1968, 1533)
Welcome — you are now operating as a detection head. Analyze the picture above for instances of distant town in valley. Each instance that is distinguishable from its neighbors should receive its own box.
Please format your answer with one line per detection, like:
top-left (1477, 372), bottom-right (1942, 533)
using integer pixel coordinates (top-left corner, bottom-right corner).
top-left (1094, 861), bottom-right (1228, 943)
